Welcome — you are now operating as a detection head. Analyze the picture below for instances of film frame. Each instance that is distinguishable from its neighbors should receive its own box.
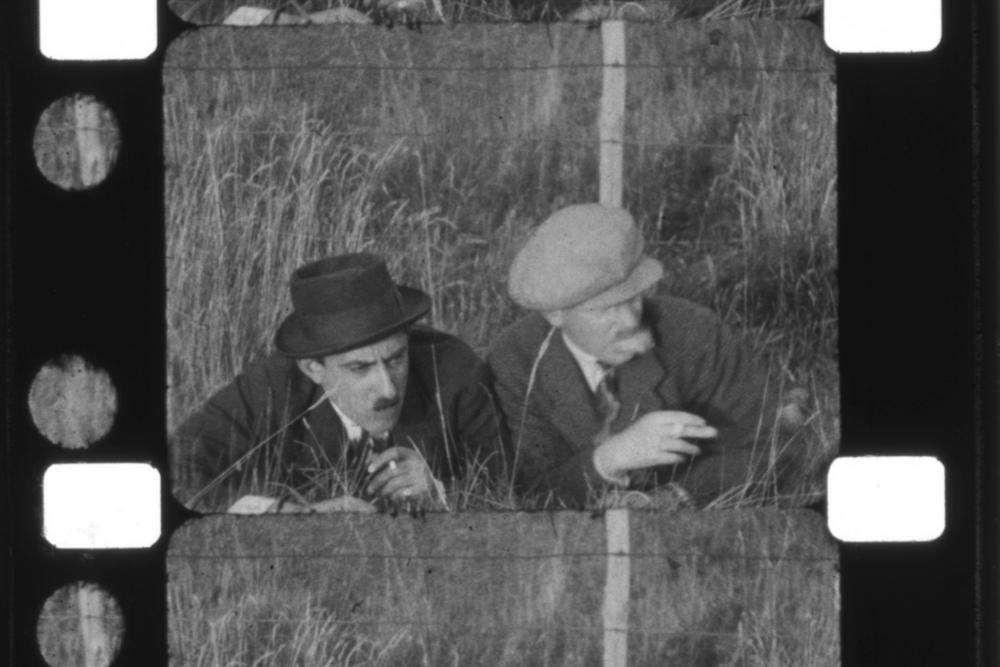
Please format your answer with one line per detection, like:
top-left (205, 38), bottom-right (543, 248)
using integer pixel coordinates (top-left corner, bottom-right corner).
top-left (3, 0), bottom-right (997, 664)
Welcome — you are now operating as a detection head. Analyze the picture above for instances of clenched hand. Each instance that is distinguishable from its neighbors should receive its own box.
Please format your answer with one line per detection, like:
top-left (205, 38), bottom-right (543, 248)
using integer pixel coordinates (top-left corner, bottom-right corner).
top-left (364, 446), bottom-right (438, 505)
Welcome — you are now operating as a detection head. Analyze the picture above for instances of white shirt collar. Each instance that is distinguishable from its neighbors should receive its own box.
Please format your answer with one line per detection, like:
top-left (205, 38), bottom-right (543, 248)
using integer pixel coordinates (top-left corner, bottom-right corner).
top-left (328, 399), bottom-right (364, 443)
top-left (561, 331), bottom-right (610, 393)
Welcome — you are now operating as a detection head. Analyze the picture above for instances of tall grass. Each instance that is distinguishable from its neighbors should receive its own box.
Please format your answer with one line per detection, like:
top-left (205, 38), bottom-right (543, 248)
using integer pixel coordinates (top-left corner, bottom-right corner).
top-left (165, 21), bottom-right (837, 508)
top-left (167, 512), bottom-right (838, 666)
top-left (169, 0), bottom-right (823, 25)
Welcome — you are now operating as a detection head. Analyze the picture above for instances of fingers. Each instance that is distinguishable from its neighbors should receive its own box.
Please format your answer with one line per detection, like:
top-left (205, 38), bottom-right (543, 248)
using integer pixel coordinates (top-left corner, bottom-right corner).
top-left (381, 474), bottom-right (429, 501)
top-left (366, 447), bottom-right (409, 474)
top-left (637, 411), bottom-right (716, 439)
top-left (652, 411), bottom-right (709, 427)
top-left (661, 440), bottom-right (701, 458)
top-left (667, 424), bottom-right (718, 440)
top-left (365, 461), bottom-right (399, 496)
top-left (365, 457), bottom-right (431, 498)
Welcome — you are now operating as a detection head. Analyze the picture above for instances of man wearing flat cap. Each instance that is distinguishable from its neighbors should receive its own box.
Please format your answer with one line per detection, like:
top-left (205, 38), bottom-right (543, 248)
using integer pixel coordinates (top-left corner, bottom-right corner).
top-left (488, 204), bottom-right (806, 508)
top-left (172, 253), bottom-right (502, 513)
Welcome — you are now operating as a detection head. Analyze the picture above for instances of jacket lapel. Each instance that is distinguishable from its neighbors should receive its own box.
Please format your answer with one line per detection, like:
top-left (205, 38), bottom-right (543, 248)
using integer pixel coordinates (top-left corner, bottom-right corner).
top-left (533, 334), bottom-right (604, 452)
top-left (612, 345), bottom-right (683, 432)
top-left (389, 359), bottom-right (451, 472)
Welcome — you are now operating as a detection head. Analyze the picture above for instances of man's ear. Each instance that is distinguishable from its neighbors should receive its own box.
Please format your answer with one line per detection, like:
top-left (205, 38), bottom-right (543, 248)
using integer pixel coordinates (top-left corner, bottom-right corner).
top-left (542, 309), bottom-right (565, 327)
top-left (295, 358), bottom-right (325, 384)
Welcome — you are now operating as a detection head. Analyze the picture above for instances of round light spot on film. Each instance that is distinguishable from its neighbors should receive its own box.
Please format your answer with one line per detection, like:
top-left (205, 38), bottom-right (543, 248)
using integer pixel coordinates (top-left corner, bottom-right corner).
top-left (28, 355), bottom-right (117, 449)
top-left (37, 582), bottom-right (124, 667)
top-left (33, 95), bottom-right (120, 190)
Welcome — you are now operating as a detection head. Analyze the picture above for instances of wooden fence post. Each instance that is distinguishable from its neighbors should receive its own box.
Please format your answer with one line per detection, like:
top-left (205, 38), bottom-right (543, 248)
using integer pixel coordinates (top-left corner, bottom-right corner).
top-left (78, 583), bottom-right (112, 667)
top-left (599, 20), bottom-right (626, 207)
top-left (599, 21), bottom-right (629, 667)
top-left (602, 508), bottom-right (631, 667)
top-left (74, 96), bottom-right (110, 188)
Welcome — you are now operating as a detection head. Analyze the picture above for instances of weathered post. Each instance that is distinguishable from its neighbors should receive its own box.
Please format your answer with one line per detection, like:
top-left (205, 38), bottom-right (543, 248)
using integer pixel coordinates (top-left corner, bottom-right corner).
top-left (599, 20), bottom-right (626, 208)
top-left (599, 20), bottom-right (629, 667)
top-left (77, 583), bottom-right (112, 667)
top-left (74, 96), bottom-right (110, 188)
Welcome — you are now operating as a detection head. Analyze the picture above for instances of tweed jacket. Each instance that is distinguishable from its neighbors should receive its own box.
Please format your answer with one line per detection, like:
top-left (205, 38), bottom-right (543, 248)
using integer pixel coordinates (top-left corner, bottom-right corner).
top-left (172, 327), bottom-right (502, 511)
top-left (487, 295), bottom-right (782, 507)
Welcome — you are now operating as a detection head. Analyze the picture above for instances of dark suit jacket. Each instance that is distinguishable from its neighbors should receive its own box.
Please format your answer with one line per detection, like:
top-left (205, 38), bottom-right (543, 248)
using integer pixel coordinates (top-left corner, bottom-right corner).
top-left (487, 296), bottom-right (783, 507)
top-left (172, 327), bottom-right (502, 511)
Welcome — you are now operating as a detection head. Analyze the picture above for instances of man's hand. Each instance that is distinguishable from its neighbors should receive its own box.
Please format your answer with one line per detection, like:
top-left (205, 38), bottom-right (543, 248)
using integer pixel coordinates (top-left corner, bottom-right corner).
top-left (779, 387), bottom-right (810, 430)
top-left (364, 446), bottom-right (438, 504)
top-left (593, 410), bottom-right (717, 483)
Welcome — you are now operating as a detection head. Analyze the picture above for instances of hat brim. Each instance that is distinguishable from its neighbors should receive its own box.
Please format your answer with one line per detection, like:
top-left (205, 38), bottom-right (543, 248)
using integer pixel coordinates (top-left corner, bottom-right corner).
top-left (275, 285), bottom-right (431, 358)
top-left (576, 256), bottom-right (664, 310)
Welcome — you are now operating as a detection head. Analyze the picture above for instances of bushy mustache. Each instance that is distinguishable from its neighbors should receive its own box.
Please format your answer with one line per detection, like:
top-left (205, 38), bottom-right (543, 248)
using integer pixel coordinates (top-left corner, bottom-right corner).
top-left (614, 326), bottom-right (654, 355)
top-left (373, 396), bottom-right (401, 411)
top-left (615, 326), bottom-right (644, 341)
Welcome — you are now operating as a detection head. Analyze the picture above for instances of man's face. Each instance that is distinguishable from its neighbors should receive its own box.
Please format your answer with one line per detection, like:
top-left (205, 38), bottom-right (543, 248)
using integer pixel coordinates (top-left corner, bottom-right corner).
top-left (551, 294), bottom-right (654, 366)
top-left (299, 332), bottom-right (409, 436)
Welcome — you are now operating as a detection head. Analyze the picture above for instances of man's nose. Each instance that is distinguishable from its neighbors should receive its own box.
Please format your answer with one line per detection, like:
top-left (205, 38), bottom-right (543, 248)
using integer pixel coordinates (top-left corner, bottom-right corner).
top-left (613, 297), bottom-right (642, 328)
top-left (373, 363), bottom-right (399, 399)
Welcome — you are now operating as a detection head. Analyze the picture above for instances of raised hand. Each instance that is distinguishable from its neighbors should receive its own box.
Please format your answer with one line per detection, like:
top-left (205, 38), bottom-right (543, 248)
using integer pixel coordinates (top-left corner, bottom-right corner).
top-left (592, 410), bottom-right (717, 482)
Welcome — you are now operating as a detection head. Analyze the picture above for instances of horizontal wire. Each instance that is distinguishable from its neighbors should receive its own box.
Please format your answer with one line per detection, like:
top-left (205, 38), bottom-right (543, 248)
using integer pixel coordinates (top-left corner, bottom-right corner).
top-left (161, 221), bottom-right (747, 246)
top-left (40, 610), bottom-right (828, 637)
top-left (167, 131), bottom-right (736, 149)
top-left (163, 222), bottom-right (802, 248)
top-left (168, 613), bottom-right (816, 638)
top-left (168, 549), bottom-right (834, 562)
top-left (164, 62), bottom-right (829, 75)
top-left (171, 130), bottom-right (730, 144)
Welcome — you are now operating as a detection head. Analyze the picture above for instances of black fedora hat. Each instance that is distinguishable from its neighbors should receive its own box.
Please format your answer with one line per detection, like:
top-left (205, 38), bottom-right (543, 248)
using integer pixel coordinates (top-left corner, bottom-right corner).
top-left (275, 254), bottom-right (431, 358)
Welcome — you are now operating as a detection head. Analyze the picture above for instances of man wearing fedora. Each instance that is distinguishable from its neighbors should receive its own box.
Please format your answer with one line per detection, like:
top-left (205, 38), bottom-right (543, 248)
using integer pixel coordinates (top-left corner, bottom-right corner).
top-left (172, 253), bottom-right (502, 513)
top-left (488, 204), bottom-right (807, 508)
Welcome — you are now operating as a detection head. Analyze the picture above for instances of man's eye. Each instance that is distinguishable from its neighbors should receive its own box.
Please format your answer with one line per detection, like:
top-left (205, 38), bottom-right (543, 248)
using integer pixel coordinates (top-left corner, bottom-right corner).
top-left (388, 353), bottom-right (407, 366)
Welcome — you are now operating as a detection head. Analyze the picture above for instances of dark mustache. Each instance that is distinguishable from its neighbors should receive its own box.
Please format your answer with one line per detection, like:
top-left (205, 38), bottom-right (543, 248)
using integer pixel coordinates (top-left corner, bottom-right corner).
top-left (373, 396), bottom-right (401, 411)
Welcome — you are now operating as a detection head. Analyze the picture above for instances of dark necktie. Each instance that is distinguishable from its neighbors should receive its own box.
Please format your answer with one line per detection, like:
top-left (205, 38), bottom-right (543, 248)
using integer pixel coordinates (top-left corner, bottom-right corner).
top-left (595, 363), bottom-right (621, 427)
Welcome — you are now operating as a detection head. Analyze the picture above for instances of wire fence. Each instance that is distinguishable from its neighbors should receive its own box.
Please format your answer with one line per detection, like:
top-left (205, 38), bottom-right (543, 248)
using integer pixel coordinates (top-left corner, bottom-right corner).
top-left (164, 62), bottom-right (831, 74)
top-left (168, 129), bottom-right (738, 148)
top-left (42, 613), bottom-right (802, 639)
top-left (173, 614), bottom-right (810, 638)
top-left (167, 549), bottom-right (835, 562)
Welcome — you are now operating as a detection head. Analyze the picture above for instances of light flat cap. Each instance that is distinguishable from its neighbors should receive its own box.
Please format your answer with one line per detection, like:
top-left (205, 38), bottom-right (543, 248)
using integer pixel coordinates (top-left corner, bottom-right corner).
top-left (508, 204), bottom-right (664, 311)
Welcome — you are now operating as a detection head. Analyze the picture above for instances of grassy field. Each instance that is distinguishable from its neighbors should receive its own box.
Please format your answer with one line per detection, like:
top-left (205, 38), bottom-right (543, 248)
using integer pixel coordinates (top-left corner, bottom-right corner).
top-left (160, 19), bottom-right (839, 667)
top-left (168, 511), bottom-right (838, 666)
top-left (165, 20), bottom-right (837, 510)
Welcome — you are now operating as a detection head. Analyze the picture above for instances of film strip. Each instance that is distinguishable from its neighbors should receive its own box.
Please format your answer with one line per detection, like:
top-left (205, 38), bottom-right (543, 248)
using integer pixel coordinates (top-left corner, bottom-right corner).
top-left (4, 1), bottom-right (997, 665)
